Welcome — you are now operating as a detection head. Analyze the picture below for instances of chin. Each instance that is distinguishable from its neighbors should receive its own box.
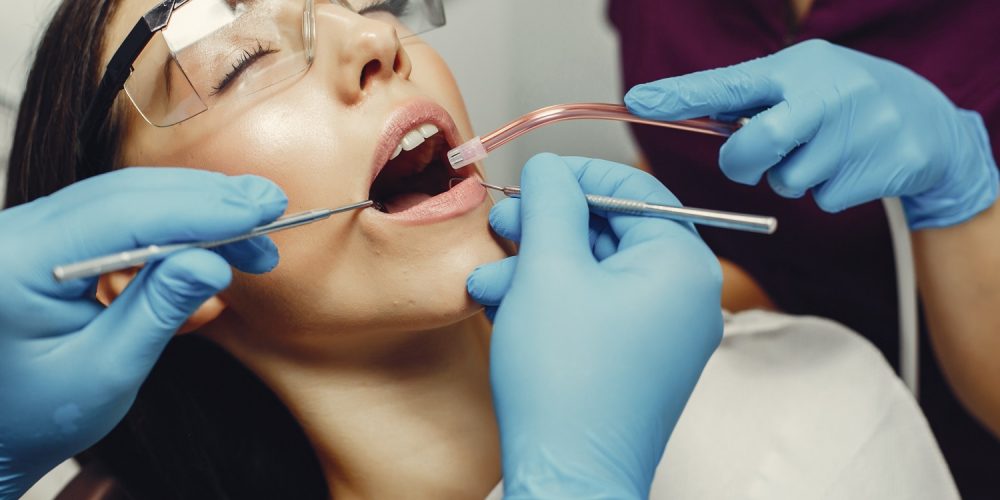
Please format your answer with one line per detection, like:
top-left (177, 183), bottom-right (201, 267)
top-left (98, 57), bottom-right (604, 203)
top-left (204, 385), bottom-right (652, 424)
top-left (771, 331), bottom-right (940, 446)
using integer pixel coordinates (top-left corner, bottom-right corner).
top-left (359, 211), bottom-right (508, 333)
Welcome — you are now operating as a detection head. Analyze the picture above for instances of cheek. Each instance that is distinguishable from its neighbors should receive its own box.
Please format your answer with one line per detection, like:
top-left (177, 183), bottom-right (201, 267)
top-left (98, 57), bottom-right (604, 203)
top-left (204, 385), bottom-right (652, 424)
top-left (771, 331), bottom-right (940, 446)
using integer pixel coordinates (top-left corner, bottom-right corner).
top-left (221, 202), bottom-right (508, 337)
top-left (130, 93), bottom-right (372, 212)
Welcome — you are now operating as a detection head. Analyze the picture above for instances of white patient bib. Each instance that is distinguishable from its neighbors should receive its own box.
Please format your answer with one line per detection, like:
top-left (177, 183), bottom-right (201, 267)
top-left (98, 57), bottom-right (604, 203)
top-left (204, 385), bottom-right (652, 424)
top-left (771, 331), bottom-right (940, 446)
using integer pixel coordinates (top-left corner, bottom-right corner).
top-left (486, 310), bottom-right (958, 500)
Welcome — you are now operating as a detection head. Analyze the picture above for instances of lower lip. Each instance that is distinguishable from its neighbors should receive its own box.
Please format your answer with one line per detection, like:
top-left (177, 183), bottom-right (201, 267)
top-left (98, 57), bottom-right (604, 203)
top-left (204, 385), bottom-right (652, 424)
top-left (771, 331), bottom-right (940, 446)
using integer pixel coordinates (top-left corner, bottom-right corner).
top-left (372, 176), bottom-right (487, 225)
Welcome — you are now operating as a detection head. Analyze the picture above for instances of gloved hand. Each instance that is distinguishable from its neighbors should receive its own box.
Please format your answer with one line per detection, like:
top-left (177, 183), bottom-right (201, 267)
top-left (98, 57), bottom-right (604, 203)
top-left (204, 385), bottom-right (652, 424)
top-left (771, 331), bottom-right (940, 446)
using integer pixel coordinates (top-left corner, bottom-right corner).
top-left (624, 39), bottom-right (999, 230)
top-left (0, 168), bottom-right (286, 499)
top-left (467, 154), bottom-right (723, 498)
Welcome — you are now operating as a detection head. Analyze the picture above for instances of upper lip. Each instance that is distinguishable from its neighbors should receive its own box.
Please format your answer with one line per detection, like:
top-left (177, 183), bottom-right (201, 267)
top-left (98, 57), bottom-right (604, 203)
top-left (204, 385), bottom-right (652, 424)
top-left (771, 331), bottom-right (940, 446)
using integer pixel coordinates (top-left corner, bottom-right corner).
top-left (368, 98), bottom-right (466, 189)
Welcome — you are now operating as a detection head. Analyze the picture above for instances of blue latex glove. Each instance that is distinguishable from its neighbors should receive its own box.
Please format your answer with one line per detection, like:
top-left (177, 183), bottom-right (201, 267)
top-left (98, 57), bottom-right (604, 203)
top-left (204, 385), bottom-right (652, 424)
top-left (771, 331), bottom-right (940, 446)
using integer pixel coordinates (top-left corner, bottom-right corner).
top-left (0, 168), bottom-right (286, 499)
top-left (467, 154), bottom-right (723, 498)
top-left (625, 39), bottom-right (999, 230)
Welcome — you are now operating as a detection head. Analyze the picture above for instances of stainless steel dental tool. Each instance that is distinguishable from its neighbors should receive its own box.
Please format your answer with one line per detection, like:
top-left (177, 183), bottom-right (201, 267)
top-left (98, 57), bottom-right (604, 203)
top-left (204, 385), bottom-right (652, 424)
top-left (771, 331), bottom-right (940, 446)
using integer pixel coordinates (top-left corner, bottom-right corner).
top-left (52, 200), bottom-right (373, 282)
top-left (480, 182), bottom-right (777, 235)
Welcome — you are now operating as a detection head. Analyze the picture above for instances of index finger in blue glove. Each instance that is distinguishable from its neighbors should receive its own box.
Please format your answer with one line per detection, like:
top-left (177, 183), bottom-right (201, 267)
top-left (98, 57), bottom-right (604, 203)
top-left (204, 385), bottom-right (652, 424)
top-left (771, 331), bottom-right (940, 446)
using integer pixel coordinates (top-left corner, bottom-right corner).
top-left (46, 167), bottom-right (255, 206)
top-left (488, 196), bottom-right (613, 255)
top-left (516, 153), bottom-right (594, 266)
top-left (560, 156), bottom-right (679, 204)
top-left (23, 175), bottom-right (286, 296)
top-left (34, 169), bottom-right (286, 252)
top-left (69, 169), bottom-right (284, 274)
top-left (624, 61), bottom-right (782, 122)
top-left (559, 157), bottom-right (698, 252)
top-left (68, 178), bottom-right (287, 248)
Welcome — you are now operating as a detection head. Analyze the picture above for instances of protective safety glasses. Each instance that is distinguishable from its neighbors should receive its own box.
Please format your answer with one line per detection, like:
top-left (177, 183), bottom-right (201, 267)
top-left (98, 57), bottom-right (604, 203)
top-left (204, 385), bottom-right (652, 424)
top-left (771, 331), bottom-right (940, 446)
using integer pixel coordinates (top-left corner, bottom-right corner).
top-left (78, 0), bottom-right (445, 151)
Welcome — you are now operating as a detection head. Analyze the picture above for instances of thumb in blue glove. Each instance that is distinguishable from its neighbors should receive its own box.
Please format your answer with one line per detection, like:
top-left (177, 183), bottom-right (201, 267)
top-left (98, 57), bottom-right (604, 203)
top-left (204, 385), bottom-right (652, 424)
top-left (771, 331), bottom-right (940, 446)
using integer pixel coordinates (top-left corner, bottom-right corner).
top-left (625, 39), bottom-right (999, 230)
top-left (0, 168), bottom-right (286, 498)
top-left (468, 154), bottom-right (723, 498)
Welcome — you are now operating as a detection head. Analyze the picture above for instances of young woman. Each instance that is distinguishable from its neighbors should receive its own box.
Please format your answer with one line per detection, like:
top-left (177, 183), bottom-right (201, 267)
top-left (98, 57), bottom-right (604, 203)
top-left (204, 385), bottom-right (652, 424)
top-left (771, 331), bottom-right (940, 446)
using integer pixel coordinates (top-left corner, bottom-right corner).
top-left (7, 0), bottom-right (964, 498)
top-left (11, 1), bottom-right (507, 497)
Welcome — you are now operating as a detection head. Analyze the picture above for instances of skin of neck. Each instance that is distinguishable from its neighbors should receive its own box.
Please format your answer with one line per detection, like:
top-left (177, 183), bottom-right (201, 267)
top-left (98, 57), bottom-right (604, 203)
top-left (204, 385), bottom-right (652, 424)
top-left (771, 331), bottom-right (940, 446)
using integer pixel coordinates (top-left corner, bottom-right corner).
top-left (205, 311), bottom-right (501, 499)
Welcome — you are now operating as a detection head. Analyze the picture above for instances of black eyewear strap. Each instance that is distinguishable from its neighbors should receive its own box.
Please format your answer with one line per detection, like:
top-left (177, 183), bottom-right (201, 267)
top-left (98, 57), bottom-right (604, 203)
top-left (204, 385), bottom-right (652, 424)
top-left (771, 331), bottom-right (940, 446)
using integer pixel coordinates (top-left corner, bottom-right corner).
top-left (77, 0), bottom-right (187, 162)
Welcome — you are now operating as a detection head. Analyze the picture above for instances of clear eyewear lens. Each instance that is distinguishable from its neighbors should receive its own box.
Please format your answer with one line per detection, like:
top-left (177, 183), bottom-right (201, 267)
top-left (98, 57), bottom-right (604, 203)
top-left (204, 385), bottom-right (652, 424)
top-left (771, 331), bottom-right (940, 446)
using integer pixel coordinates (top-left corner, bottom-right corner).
top-left (124, 0), bottom-right (445, 127)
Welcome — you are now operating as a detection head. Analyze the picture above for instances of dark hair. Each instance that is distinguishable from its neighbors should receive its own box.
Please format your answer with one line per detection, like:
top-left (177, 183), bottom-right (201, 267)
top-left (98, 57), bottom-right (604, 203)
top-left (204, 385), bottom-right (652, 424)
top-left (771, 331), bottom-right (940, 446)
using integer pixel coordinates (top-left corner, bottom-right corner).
top-left (5, 1), bottom-right (328, 497)
top-left (88, 337), bottom-right (328, 499)
top-left (5, 0), bottom-right (120, 207)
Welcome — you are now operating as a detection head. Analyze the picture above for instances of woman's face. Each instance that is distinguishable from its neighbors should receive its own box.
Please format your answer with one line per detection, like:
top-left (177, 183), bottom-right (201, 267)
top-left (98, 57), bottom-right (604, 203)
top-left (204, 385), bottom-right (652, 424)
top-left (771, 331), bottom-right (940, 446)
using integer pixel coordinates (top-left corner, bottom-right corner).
top-left (106, 1), bottom-right (508, 344)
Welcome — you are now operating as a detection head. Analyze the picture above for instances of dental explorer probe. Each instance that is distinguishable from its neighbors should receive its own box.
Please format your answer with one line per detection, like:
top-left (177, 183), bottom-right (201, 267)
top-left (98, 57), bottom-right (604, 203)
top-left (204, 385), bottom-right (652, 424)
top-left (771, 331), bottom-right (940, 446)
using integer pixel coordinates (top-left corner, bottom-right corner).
top-left (448, 103), bottom-right (747, 169)
top-left (52, 200), bottom-right (374, 283)
top-left (479, 182), bottom-right (777, 235)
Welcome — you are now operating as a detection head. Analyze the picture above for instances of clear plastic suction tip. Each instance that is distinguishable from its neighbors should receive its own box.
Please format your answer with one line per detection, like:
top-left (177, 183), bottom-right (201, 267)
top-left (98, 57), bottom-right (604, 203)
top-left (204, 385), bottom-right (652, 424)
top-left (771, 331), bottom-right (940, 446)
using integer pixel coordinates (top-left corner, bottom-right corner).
top-left (447, 137), bottom-right (487, 169)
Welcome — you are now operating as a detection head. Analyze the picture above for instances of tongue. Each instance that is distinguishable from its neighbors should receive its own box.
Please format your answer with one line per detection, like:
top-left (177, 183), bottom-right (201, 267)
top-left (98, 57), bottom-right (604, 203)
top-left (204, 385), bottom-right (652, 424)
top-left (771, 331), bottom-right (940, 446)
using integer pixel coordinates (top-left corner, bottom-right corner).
top-left (384, 192), bottom-right (433, 213)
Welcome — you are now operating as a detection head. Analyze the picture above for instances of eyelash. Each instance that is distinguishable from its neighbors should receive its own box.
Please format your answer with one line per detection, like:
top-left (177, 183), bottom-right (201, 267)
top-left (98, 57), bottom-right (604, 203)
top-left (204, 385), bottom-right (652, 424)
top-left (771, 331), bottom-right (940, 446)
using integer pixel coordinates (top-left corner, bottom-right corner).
top-left (211, 40), bottom-right (278, 96)
top-left (357, 0), bottom-right (410, 17)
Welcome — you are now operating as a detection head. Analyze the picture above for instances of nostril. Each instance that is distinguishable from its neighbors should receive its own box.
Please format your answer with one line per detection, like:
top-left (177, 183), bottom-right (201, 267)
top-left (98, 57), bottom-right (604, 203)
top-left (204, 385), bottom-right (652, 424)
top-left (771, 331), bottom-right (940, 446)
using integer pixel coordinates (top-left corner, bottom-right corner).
top-left (393, 51), bottom-right (403, 73)
top-left (360, 60), bottom-right (381, 90)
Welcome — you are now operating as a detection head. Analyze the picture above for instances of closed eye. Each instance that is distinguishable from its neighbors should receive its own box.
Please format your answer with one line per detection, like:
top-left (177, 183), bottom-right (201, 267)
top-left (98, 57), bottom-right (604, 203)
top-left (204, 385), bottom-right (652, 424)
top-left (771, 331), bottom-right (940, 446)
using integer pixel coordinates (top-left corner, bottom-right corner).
top-left (211, 40), bottom-right (279, 96)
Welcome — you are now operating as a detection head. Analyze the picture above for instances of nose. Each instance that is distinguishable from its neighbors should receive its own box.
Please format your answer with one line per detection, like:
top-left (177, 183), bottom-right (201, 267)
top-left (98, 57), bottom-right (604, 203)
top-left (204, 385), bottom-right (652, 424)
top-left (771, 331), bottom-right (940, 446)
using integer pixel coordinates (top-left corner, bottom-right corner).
top-left (313, 5), bottom-right (413, 104)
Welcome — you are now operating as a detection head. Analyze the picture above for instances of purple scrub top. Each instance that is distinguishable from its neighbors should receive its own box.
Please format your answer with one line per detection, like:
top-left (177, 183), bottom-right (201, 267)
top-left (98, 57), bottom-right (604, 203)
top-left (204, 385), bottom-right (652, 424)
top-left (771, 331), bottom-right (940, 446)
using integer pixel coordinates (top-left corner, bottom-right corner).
top-left (607, 0), bottom-right (1000, 496)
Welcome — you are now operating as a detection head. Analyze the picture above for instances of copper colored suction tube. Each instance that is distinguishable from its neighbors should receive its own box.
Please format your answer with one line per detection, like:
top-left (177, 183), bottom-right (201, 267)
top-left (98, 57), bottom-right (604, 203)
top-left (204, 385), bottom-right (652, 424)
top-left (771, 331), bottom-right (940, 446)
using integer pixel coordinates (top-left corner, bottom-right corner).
top-left (479, 103), bottom-right (742, 153)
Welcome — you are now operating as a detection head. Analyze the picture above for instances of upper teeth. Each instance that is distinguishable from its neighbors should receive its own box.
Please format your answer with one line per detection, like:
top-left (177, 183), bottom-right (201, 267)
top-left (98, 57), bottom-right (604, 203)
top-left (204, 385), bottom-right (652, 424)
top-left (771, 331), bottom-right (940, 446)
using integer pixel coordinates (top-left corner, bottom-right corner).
top-left (391, 123), bottom-right (440, 160)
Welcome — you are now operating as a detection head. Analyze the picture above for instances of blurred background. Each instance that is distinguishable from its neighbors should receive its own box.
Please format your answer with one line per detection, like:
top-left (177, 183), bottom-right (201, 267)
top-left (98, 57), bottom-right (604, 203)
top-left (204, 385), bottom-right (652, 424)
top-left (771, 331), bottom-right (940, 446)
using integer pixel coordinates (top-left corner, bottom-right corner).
top-left (0, 0), bottom-right (639, 205)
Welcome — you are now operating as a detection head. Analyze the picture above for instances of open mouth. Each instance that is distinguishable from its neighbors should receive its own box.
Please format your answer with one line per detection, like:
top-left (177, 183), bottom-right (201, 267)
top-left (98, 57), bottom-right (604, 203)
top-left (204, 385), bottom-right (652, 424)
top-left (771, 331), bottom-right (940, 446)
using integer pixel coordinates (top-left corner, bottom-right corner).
top-left (368, 123), bottom-right (473, 214)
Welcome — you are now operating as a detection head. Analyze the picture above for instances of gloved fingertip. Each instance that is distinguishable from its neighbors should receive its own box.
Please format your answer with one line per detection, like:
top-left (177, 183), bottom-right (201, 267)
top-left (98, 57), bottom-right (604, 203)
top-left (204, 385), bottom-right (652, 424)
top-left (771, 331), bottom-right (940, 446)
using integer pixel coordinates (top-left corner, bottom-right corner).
top-left (813, 194), bottom-right (846, 214)
top-left (247, 236), bottom-right (281, 273)
top-left (767, 177), bottom-right (806, 199)
top-left (215, 236), bottom-right (281, 274)
top-left (487, 211), bottom-right (505, 235)
top-left (466, 257), bottom-right (517, 305)
top-left (489, 208), bottom-right (522, 243)
top-left (524, 151), bottom-right (562, 169)
top-left (234, 175), bottom-right (288, 219)
top-left (775, 186), bottom-right (806, 198)
top-left (466, 265), bottom-right (500, 304)
top-left (721, 167), bottom-right (762, 186)
top-left (466, 267), bottom-right (487, 301)
top-left (626, 79), bottom-right (706, 122)
top-left (489, 197), bottom-right (519, 227)
top-left (520, 154), bottom-right (579, 194)
top-left (625, 83), bottom-right (667, 107)
top-left (718, 144), bottom-right (763, 186)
